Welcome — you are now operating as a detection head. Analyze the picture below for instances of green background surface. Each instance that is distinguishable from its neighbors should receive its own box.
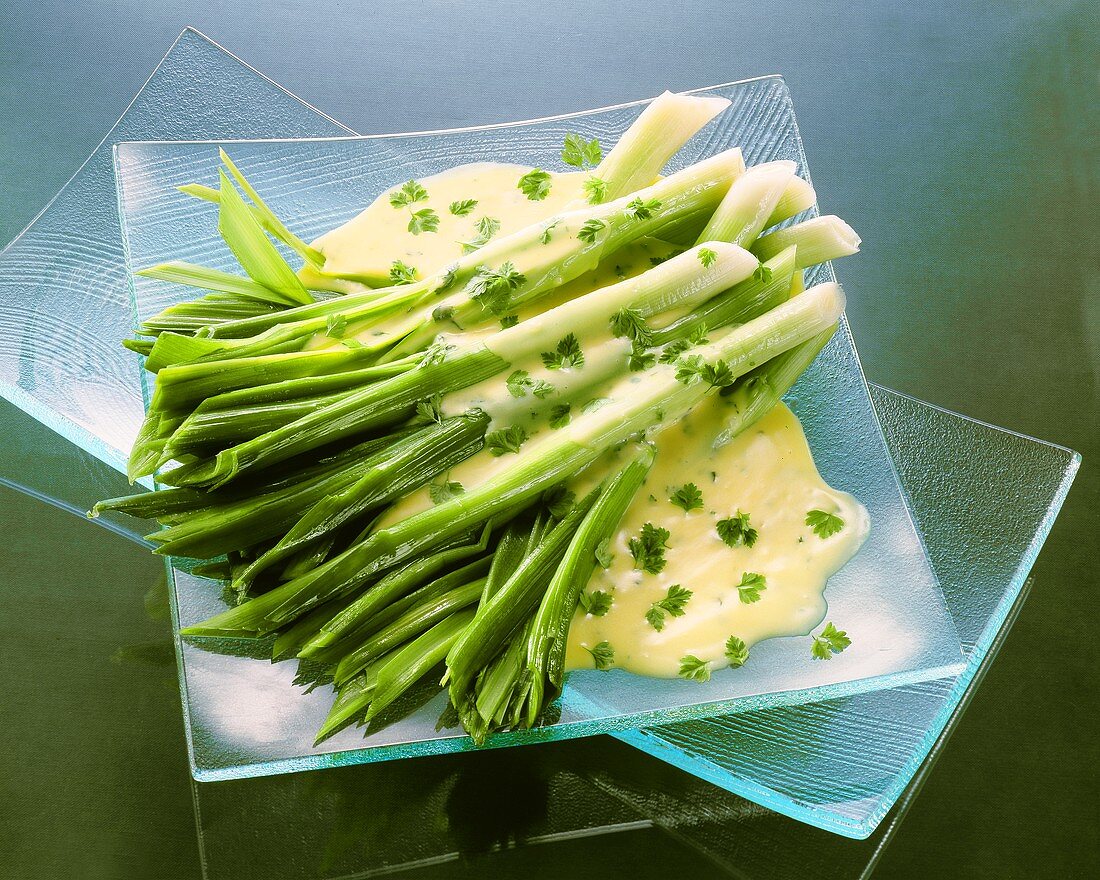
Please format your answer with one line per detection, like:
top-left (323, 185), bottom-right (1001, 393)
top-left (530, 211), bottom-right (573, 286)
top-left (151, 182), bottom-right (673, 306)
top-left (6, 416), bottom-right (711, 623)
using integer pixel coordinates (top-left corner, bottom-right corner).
top-left (0, 2), bottom-right (1096, 878)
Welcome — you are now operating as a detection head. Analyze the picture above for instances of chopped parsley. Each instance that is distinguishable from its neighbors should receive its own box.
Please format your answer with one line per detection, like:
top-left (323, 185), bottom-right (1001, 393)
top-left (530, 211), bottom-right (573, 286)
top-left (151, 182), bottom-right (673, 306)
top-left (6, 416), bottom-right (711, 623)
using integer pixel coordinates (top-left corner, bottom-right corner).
top-left (388, 179), bottom-right (428, 208)
top-left (543, 486), bottom-right (575, 518)
top-left (625, 197), bottom-right (662, 220)
top-left (585, 641), bottom-right (615, 670)
top-left (736, 571), bottom-right (767, 604)
top-left (548, 403), bottom-right (572, 429)
top-left (448, 198), bottom-right (478, 216)
top-left (698, 247), bottom-right (718, 268)
top-left (324, 313), bottom-right (348, 339)
top-left (388, 259), bottom-right (419, 285)
top-left (629, 522), bottom-right (670, 575)
top-left (806, 509), bottom-right (845, 539)
top-left (414, 393), bottom-right (444, 425)
top-left (541, 333), bottom-right (584, 370)
top-left (342, 338), bottom-right (363, 350)
top-left (811, 622), bottom-right (851, 660)
top-left (645, 583), bottom-right (692, 631)
top-left (579, 590), bottom-right (613, 616)
top-left (675, 355), bottom-right (735, 388)
top-left (460, 216), bottom-right (502, 254)
top-left (418, 341), bottom-right (454, 367)
top-left (466, 261), bottom-right (526, 314)
top-left (407, 207), bottom-right (440, 235)
top-left (678, 655), bottom-right (711, 682)
top-left (561, 133), bottom-right (603, 168)
top-left (724, 636), bottom-right (750, 668)
top-left (628, 341), bottom-right (656, 372)
top-left (505, 369), bottom-right (553, 399)
top-left (539, 220), bottom-right (559, 244)
top-left (594, 537), bottom-right (614, 568)
top-left (753, 263), bottom-right (773, 283)
top-left (577, 218), bottom-right (606, 243)
top-left (500, 314), bottom-right (519, 329)
top-left (518, 168), bottom-right (553, 201)
top-left (610, 307), bottom-right (653, 346)
top-left (716, 510), bottom-right (758, 548)
top-left (485, 425), bottom-right (528, 456)
top-left (583, 176), bottom-right (607, 204)
top-left (428, 478), bottom-right (465, 504)
top-left (669, 483), bottom-right (704, 512)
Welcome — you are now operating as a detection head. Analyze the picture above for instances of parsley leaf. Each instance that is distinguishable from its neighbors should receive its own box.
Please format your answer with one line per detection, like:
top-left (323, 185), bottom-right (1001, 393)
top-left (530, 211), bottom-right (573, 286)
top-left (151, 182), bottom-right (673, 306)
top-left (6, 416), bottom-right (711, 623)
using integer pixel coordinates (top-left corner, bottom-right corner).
top-left (811, 622), bottom-right (851, 660)
top-left (459, 215), bottom-right (502, 254)
top-left (466, 262), bottom-right (526, 314)
top-left (736, 571), bottom-right (767, 604)
top-left (541, 333), bottom-right (584, 370)
top-left (518, 168), bottom-right (553, 201)
top-left (698, 247), bottom-right (718, 268)
top-left (582, 397), bottom-right (610, 414)
top-left (645, 583), bottom-right (692, 631)
top-left (625, 197), bottom-right (662, 220)
top-left (583, 176), bottom-right (607, 204)
top-left (659, 339), bottom-right (691, 364)
top-left (407, 207), bottom-right (440, 235)
top-left (561, 133), bottom-right (603, 168)
top-left (342, 338), bottom-right (363, 350)
top-left (429, 479), bottom-right (465, 504)
top-left (670, 483), bottom-right (704, 512)
top-left (678, 654), bottom-right (711, 682)
top-left (628, 341), bottom-right (656, 372)
top-left (579, 590), bottom-right (613, 616)
top-left (609, 307), bottom-right (653, 346)
top-left (594, 537), bottom-right (614, 569)
top-left (539, 220), bottom-right (559, 244)
top-left (543, 486), bottom-right (575, 518)
top-left (629, 522), bottom-right (671, 575)
top-left (388, 260), bottom-right (419, 285)
top-left (806, 509), bottom-right (845, 539)
top-left (449, 198), bottom-right (478, 216)
top-left (414, 393), bottom-right (444, 425)
top-left (500, 314), bottom-right (519, 329)
top-left (716, 510), bottom-right (758, 548)
top-left (584, 641), bottom-right (615, 670)
top-left (577, 219), bottom-right (606, 243)
top-left (753, 263), bottom-right (773, 283)
top-left (675, 355), bottom-right (735, 388)
top-left (724, 636), bottom-right (750, 668)
top-left (506, 369), bottom-right (532, 398)
top-left (325, 313), bottom-right (348, 339)
top-left (485, 425), bottom-right (528, 456)
top-left (418, 341), bottom-right (454, 367)
top-left (548, 403), bottom-right (572, 429)
top-left (389, 179), bottom-right (428, 208)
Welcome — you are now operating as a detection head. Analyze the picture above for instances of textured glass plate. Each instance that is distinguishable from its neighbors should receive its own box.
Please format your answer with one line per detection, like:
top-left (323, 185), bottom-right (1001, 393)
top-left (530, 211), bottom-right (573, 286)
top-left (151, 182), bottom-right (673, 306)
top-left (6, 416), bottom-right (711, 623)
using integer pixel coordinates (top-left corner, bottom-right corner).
top-left (0, 31), bottom-right (1077, 841)
top-left (187, 386), bottom-right (1074, 878)
top-left (114, 77), bottom-right (964, 779)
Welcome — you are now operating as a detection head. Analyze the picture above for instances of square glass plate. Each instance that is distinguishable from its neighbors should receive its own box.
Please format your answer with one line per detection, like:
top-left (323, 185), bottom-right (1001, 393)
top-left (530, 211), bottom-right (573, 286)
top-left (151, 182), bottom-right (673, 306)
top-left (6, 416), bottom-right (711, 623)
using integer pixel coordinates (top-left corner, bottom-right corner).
top-left (113, 76), bottom-right (965, 778)
top-left (0, 31), bottom-right (1077, 841)
top-left (187, 385), bottom-right (1075, 878)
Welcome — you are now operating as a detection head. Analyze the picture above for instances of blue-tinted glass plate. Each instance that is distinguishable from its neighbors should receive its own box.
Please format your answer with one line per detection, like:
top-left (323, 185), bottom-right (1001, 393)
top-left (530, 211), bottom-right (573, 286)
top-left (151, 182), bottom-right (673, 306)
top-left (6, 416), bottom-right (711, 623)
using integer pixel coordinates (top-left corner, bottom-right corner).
top-left (113, 76), bottom-right (963, 778)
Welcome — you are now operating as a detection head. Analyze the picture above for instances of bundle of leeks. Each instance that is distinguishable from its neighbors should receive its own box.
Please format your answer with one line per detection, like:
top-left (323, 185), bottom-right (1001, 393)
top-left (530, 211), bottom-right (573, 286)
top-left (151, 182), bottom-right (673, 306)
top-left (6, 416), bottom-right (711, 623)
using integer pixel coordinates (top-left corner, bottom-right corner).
top-left (95, 92), bottom-right (859, 744)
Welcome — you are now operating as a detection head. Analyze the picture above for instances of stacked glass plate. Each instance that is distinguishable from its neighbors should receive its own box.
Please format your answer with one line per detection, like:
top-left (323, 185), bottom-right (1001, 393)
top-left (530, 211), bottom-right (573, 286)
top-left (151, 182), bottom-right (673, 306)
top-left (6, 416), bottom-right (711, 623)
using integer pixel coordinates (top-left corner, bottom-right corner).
top-left (0, 30), bottom-right (1078, 874)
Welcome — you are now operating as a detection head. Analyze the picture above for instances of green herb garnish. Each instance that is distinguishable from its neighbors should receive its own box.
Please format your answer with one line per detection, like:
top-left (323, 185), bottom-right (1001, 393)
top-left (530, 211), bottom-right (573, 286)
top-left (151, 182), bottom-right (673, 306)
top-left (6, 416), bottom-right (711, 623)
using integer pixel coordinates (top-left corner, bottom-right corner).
top-left (561, 133), bottom-right (602, 168)
top-left (645, 583), bottom-right (692, 630)
top-left (585, 641), bottom-right (615, 670)
top-left (485, 425), bottom-right (528, 456)
top-left (717, 510), bottom-right (758, 548)
top-left (518, 168), bottom-right (553, 201)
top-left (811, 622), bottom-right (851, 660)
top-left (806, 509), bottom-right (845, 538)
top-left (669, 483), bottom-right (704, 512)
top-left (678, 655), bottom-right (711, 682)
top-left (725, 636), bottom-right (750, 668)
top-left (629, 522), bottom-right (671, 575)
top-left (448, 199), bottom-right (478, 216)
top-left (736, 571), bottom-right (767, 604)
top-left (541, 333), bottom-right (584, 370)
